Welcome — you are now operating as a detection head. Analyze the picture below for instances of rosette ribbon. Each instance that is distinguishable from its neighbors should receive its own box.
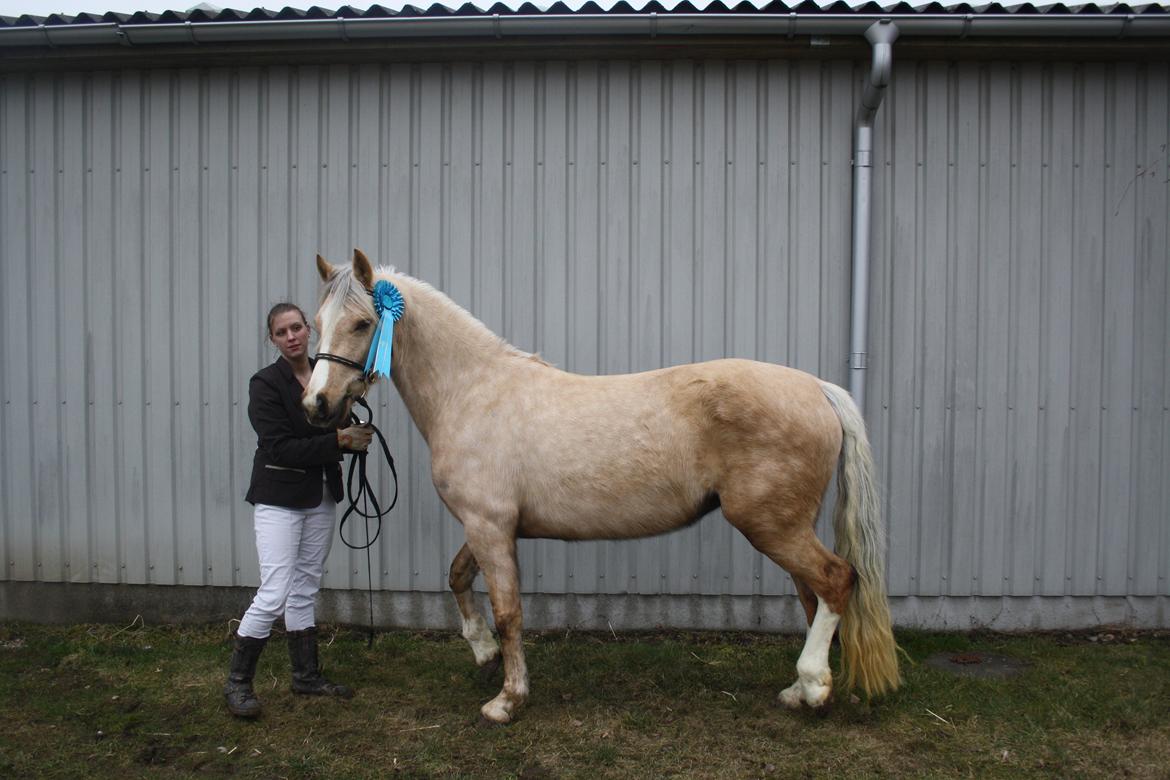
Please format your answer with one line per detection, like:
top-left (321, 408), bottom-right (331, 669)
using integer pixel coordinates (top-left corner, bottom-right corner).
top-left (364, 280), bottom-right (405, 379)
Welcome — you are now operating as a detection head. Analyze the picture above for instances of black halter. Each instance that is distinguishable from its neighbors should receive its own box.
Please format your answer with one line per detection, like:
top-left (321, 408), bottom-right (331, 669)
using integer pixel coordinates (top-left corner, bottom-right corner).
top-left (314, 351), bottom-right (374, 383)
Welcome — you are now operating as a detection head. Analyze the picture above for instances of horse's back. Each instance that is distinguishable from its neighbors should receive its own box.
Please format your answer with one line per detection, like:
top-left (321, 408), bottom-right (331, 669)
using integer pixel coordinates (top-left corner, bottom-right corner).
top-left (658, 358), bottom-right (833, 434)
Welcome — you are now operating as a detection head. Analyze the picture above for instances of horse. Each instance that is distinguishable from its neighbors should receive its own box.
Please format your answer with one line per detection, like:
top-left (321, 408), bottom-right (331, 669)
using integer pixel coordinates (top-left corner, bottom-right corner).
top-left (303, 249), bottom-right (900, 724)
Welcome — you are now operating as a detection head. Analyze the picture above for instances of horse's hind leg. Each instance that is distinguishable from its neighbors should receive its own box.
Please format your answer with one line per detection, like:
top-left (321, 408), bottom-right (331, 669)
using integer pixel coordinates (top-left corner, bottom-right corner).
top-left (792, 577), bottom-right (819, 627)
top-left (731, 518), bottom-right (855, 709)
top-left (449, 543), bottom-right (501, 671)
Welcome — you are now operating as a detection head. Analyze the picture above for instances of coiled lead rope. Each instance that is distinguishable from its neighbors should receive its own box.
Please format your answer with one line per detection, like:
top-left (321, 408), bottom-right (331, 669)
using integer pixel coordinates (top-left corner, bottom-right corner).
top-left (337, 396), bottom-right (398, 647)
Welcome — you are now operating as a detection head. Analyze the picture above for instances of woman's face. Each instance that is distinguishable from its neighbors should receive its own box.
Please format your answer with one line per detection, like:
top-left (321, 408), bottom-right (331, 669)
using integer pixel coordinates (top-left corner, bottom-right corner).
top-left (270, 310), bottom-right (310, 362)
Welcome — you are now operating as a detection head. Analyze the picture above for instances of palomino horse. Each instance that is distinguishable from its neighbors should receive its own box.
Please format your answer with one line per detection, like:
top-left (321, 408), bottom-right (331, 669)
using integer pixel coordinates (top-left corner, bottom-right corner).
top-left (304, 249), bottom-right (900, 724)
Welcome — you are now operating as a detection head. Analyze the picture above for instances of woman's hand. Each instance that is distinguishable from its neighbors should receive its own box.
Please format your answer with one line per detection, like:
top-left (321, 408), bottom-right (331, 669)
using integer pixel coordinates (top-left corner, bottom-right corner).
top-left (337, 425), bottom-right (373, 452)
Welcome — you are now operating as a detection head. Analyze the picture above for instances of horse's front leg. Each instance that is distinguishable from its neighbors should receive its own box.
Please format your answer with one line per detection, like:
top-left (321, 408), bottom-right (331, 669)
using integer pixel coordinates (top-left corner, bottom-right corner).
top-left (461, 519), bottom-right (527, 724)
top-left (448, 543), bottom-right (501, 673)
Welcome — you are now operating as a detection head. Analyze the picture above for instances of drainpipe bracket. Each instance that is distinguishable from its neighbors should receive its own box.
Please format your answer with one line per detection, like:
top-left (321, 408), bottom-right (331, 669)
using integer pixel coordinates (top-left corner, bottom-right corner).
top-left (864, 17), bottom-right (900, 46)
top-left (850, 353), bottom-right (868, 370)
top-left (1119, 14), bottom-right (1135, 38)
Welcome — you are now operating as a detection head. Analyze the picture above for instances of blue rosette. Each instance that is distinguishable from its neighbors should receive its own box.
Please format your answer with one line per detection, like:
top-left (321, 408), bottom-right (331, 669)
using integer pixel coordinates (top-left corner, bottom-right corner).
top-left (364, 280), bottom-right (405, 379)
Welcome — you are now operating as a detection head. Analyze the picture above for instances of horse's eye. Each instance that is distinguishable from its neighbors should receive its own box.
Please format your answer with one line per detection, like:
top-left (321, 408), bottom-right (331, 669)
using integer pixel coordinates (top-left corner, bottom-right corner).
top-left (355, 320), bottom-right (372, 332)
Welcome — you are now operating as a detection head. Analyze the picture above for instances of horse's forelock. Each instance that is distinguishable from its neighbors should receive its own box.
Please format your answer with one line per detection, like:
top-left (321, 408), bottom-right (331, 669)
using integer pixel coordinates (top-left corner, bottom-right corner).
top-left (319, 267), bottom-right (376, 322)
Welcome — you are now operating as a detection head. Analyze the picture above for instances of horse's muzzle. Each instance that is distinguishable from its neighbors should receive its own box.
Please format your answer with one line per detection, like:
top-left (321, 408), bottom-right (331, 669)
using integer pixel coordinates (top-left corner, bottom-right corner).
top-left (315, 395), bottom-right (333, 424)
top-left (302, 393), bottom-right (332, 428)
top-left (303, 393), bottom-right (353, 429)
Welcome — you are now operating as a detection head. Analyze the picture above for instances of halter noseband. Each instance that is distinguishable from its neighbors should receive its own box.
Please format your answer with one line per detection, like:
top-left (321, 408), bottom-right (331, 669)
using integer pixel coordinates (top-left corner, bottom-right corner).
top-left (314, 351), bottom-right (374, 384)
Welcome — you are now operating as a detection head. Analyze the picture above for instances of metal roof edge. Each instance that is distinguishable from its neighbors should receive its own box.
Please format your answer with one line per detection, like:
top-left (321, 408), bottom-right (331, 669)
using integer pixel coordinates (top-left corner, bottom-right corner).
top-left (1, 11), bottom-right (1168, 47)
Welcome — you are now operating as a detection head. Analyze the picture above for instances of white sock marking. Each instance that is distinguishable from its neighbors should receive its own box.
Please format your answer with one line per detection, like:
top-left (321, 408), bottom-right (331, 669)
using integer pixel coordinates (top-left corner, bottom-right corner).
top-left (461, 613), bottom-right (499, 666)
top-left (783, 597), bottom-right (840, 708)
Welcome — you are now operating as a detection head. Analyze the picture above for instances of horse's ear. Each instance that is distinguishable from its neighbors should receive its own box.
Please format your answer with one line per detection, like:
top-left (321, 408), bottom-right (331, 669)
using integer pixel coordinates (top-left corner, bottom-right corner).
top-left (352, 248), bottom-right (374, 290)
top-left (316, 254), bottom-right (334, 281)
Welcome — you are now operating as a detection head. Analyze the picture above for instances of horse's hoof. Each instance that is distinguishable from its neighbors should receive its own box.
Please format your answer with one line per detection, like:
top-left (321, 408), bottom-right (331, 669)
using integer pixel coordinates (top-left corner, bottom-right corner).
top-left (778, 683), bottom-right (804, 710)
top-left (778, 679), bottom-right (833, 711)
top-left (803, 682), bottom-right (832, 709)
top-left (479, 701), bottom-right (513, 725)
top-left (476, 654), bottom-right (503, 684)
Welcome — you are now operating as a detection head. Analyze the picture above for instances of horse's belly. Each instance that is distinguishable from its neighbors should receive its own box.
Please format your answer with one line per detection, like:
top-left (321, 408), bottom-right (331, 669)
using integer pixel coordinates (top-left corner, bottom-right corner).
top-left (517, 486), bottom-right (716, 541)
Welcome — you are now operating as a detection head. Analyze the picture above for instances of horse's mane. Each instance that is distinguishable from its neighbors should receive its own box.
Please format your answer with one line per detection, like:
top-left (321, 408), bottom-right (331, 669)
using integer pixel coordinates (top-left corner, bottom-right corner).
top-left (321, 265), bottom-right (550, 368)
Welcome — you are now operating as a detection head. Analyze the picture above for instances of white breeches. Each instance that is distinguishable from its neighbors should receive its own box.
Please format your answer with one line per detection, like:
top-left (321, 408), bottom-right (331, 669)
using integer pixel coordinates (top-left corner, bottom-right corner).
top-left (237, 497), bottom-right (336, 638)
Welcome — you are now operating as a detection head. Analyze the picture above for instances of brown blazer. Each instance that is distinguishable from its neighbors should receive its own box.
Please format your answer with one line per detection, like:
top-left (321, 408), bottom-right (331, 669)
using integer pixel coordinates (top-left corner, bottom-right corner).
top-left (245, 358), bottom-right (344, 508)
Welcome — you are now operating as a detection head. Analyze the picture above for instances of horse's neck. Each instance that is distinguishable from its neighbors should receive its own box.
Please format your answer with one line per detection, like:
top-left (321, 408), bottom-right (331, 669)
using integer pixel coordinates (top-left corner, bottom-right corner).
top-left (386, 273), bottom-right (518, 441)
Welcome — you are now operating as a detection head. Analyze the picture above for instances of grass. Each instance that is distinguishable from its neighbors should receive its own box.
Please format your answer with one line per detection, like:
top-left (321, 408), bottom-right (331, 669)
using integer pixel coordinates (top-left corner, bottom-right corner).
top-left (0, 621), bottom-right (1168, 778)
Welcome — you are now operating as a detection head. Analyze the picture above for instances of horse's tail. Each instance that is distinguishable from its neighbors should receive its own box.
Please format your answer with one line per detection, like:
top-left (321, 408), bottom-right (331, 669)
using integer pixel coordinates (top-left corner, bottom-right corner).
top-left (819, 381), bottom-right (901, 699)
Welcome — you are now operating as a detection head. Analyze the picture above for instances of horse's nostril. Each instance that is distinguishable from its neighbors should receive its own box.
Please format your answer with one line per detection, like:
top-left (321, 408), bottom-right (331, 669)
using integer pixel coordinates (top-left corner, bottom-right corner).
top-left (315, 396), bottom-right (329, 420)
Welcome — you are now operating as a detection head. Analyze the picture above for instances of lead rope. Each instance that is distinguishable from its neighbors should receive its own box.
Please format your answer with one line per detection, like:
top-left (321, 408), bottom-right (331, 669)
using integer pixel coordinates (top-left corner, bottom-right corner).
top-left (337, 396), bottom-right (398, 648)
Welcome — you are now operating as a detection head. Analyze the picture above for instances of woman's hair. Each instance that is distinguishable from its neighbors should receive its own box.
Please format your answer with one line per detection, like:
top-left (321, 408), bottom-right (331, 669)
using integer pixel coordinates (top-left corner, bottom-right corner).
top-left (266, 302), bottom-right (309, 337)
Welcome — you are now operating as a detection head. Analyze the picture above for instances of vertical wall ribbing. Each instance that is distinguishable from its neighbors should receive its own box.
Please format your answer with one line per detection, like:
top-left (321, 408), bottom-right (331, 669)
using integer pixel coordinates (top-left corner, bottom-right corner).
top-left (0, 59), bottom-right (1166, 605)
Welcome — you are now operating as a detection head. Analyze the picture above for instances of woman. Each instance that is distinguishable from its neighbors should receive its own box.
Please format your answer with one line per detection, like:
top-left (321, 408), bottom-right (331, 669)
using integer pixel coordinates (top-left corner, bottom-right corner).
top-left (224, 302), bottom-right (373, 718)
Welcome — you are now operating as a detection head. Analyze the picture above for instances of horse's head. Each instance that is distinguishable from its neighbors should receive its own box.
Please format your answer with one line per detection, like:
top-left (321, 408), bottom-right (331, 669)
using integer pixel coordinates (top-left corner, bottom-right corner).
top-left (302, 249), bottom-right (379, 428)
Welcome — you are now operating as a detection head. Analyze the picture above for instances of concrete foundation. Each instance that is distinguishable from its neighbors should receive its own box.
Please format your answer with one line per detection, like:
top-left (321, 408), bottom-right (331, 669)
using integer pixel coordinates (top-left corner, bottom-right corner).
top-left (1, 582), bottom-right (1166, 632)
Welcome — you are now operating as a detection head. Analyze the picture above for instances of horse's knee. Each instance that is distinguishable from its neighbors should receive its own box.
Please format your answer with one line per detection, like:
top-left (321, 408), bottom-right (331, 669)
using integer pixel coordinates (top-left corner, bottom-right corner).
top-left (492, 607), bottom-right (522, 639)
top-left (449, 567), bottom-right (473, 593)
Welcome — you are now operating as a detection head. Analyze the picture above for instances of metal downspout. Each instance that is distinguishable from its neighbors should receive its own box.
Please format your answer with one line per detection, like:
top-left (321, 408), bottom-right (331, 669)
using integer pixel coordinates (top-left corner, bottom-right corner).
top-left (849, 19), bottom-right (898, 413)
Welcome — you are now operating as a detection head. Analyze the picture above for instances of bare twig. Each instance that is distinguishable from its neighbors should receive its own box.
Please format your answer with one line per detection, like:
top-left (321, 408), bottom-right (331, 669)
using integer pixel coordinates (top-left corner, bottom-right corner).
top-left (690, 651), bottom-right (718, 666)
top-left (1113, 157), bottom-right (1163, 216)
top-left (720, 690), bottom-right (738, 702)
top-left (395, 724), bottom-right (441, 733)
top-left (607, 620), bottom-right (617, 640)
top-left (110, 615), bottom-right (143, 639)
top-left (926, 708), bottom-right (956, 729)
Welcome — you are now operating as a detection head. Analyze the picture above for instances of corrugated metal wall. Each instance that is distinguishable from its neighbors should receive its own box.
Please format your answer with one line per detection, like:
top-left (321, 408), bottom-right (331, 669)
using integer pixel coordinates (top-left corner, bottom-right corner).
top-left (869, 61), bottom-right (1170, 600)
top-left (1, 59), bottom-right (1167, 610)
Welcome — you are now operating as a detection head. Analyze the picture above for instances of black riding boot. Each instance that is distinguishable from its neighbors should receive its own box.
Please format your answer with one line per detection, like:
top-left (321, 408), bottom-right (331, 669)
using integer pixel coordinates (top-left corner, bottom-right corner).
top-left (288, 627), bottom-right (354, 698)
top-left (224, 632), bottom-right (267, 718)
